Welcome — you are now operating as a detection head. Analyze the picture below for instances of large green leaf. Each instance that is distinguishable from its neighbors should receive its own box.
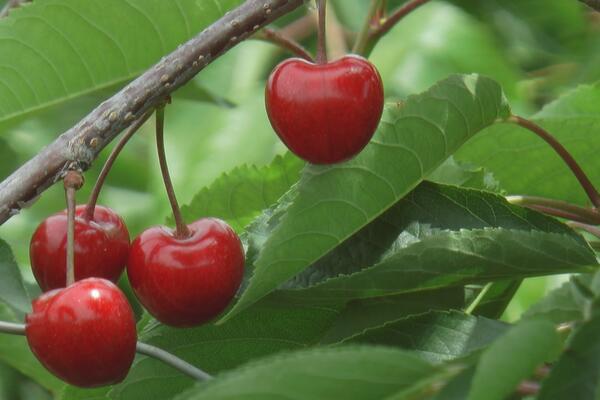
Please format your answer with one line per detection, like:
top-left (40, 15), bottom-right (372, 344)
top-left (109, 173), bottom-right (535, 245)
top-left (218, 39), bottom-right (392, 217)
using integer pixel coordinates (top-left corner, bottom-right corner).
top-left (456, 82), bottom-right (600, 206)
top-left (173, 346), bottom-right (439, 400)
top-left (281, 181), bottom-right (580, 289)
top-left (178, 152), bottom-right (304, 233)
top-left (344, 311), bottom-right (508, 364)
top-left (287, 228), bottom-right (595, 302)
top-left (0, 238), bottom-right (30, 315)
top-left (468, 319), bottom-right (561, 400)
top-left (223, 74), bottom-right (512, 321)
top-left (0, 0), bottom-right (243, 127)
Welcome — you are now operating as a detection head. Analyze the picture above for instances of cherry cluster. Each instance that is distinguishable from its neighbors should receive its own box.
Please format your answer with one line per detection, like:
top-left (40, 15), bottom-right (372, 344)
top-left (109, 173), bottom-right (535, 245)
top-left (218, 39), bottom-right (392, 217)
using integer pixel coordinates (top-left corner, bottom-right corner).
top-left (26, 124), bottom-right (245, 387)
top-left (21, 0), bottom-right (385, 389)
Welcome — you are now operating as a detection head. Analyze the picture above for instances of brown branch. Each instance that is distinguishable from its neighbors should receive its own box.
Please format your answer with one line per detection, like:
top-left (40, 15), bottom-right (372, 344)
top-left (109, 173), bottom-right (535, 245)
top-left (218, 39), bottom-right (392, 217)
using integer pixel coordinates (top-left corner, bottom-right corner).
top-left (254, 28), bottom-right (314, 61)
top-left (506, 195), bottom-right (600, 225)
top-left (0, 0), bottom-right (304, 225)
top-left (0, 0), bottom-right (29, 18)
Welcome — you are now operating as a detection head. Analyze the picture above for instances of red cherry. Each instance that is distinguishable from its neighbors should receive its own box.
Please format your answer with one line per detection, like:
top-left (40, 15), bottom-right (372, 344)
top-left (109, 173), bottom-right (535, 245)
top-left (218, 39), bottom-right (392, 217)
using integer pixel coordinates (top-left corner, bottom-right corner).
top-left (127, 218), bottom-right (244, 327)
top-left (30, 205), bottom-right (130, 292)
top-left (265, 55), bottom-right (384, 164)
top-left (25, 278), bottom-right (137, 387)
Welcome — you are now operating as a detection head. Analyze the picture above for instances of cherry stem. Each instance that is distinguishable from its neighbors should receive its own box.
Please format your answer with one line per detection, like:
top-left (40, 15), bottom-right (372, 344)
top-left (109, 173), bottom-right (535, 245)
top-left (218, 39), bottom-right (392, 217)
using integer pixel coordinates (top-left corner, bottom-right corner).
top-left (509, 115), bottom-right (600, 209)
top-left (506, 195), bottom-right (600, 225)
top-left (316, 0), bottom-right (327, 64)
top-left (0, 321), bottom-right (212, 381)
top-left (63, 171), bottom-right (83, 287)
top-left (254, 28), bottom-right (315, 62)
top-left (85, 111), bottom-right (153, 221)
top-left (0, 321), bottom-right (25, 335)
top-left (155, 106), bottom-right (190, 239)
top-left (355, 0), bottom-right (431, 55)
top-left (136, 342), bottom-right (212, 381)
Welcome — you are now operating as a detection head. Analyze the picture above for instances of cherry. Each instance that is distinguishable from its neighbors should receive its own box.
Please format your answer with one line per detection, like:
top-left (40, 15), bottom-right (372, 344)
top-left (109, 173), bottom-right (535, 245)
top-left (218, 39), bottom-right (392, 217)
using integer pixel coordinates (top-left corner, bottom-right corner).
top-left (29, 205), bottom-right (130, 292)
top-left (127, 218), bottom-right (244, 327)
top-left (25, 278), bottom-right (136, 387)
top-left (265, 55), bottom-right (384, 164)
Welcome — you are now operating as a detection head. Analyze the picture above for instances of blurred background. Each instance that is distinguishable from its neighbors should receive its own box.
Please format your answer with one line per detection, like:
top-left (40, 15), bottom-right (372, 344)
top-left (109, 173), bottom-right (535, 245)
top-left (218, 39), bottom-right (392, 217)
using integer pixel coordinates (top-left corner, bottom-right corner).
top-left (0, 0), bottom-right (598, 398)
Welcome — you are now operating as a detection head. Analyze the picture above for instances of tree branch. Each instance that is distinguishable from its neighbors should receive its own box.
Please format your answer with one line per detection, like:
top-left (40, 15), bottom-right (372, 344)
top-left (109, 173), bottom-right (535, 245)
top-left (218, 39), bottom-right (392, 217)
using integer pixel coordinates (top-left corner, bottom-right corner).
top-left (0, 0), bottom-right (304, 225)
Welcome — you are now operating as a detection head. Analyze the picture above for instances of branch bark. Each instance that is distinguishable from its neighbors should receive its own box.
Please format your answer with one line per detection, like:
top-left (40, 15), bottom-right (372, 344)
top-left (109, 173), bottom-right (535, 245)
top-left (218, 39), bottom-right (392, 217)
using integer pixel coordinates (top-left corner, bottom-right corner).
top-left (0, 0), bottom-right (304, 225)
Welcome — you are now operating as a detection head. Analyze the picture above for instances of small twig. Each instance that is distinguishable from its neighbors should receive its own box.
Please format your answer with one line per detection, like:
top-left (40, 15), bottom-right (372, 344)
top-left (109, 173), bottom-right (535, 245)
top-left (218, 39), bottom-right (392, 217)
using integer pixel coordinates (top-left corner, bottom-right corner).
top-left (316, 0), bottom-right (327, 64)
top-left (524, 204), bottom-right (588, 222)
top-left (356, 0), bottom-right (431, 55)
top-left (85, 111), bottom-right (153, 220)
top-left (136, 342), bottom-right (212, 381)
top-left (509, 115), bottom-right (600, 209)
top-left (0, 0), bottom-right (29, 18)
top-left (63, 171), bottom-right (84, 287)
top-left (155, 106), bottom-right (190, 239)
top-left (567, 221), bottom-right (600, 240)
top-left (506, 195), bottom-right (600, 225)
top-left (0, 321), bottom-right (211, 381)
top-left (254, 28), bottom-right (314, 62)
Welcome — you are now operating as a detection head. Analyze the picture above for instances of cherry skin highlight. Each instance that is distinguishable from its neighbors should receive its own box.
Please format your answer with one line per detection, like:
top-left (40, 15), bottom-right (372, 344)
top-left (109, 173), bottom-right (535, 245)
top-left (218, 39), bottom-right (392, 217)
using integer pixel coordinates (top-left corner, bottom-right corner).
top-left (25, 278), bottom-right (137, 387)
top-left (127, 218), bottom-right (245, 327)
top-left (265, 55), bottom-right (384, 164)
top-left (29, 205), bottom-right (130, 292)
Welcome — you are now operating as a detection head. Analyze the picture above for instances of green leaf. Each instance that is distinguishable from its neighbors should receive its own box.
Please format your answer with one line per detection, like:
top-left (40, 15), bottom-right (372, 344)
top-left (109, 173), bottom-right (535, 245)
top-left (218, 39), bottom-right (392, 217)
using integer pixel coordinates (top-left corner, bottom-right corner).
top-left (0, 0), bottom-right (243, 127)
top-left (468, 319), bottom-right (561, 400)
top-left (173, 346), bottom-right (438, 400)
top-left (344, 311), bottom-right (508, 364)
top-left (429, 157), bottom-right (501, 192)
top-left (0, 238), bottom-right (30, 315)
top-left (456, 82), bottom-right (600, 206)
top-left (289, 228), bottom-right (596, 302)
top-left (178, 152), bottom-right (304, 233)
top-left (538, 314), bottom-right (600, 399)
top-left (522, 276), bottom-right (589, 324)
top-left (224, 75), bottom-right (512, 321)
top-left (319, 288), bottom-right (465, 345)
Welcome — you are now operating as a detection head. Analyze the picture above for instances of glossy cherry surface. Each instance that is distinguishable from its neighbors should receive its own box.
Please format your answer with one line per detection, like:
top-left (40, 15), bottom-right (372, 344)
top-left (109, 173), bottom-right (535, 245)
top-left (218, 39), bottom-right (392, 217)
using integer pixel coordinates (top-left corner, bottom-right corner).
top-left (127, 218), bottom-right (245, 327)
top-left (25, 278), bottom-right (137, 387)
top-left (30, 205), bottom-right (130, 291)
top-left (265, 55), bottom-right (384, 164)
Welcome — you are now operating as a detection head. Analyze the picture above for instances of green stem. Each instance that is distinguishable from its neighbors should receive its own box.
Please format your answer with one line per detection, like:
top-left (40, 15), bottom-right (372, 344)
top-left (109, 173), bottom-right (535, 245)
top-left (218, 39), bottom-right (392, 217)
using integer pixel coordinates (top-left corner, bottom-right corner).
top-left (155, 107), bottom-right (190, 239)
